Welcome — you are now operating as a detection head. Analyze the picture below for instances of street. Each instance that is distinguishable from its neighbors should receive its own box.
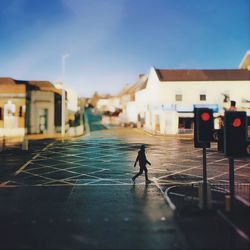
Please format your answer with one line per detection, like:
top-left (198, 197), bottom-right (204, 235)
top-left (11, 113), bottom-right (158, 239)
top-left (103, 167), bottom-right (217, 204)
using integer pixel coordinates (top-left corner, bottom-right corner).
top-left (0, 110), bottom-right (249, 249)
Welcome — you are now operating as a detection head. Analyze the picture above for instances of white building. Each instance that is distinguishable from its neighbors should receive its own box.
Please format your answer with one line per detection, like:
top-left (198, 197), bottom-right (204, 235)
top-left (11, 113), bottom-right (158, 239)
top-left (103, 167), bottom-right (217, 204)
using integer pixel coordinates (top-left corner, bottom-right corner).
top-left (239, 50), bottom-right (250, 70)
top-left (135, 66), bottom-right (250, 135)
top-left (96, 96), bottom-right (121, 113)
top-left (121, 74), bottom-right (148, 126)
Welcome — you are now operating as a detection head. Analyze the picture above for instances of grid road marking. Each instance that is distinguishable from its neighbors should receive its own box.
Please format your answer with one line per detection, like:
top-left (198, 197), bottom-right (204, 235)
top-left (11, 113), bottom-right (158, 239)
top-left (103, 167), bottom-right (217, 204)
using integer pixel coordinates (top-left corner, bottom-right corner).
top-left (15, 142), bottom-right (55, 176)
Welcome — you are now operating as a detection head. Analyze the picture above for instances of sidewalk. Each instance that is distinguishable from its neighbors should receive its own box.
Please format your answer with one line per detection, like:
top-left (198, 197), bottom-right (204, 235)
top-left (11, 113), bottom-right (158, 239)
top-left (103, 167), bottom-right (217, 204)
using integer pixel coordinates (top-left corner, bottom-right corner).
top-left (0, 131), bottom-right (86, 145)
top-left (134, 127), bottom-right (193, 140)
top-left (165, 185), bottom-right (250, 249)
top-left (26, 133), bottom-right (63, 140)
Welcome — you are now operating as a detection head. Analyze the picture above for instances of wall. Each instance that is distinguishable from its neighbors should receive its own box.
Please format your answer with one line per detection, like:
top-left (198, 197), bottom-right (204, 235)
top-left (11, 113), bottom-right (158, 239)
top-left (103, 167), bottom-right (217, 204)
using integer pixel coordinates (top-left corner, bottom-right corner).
top-left (0, 84), bottom-right (26, 137)
top-left (68, 124), bottom-right (84, 137)
top-left (67, 88), bottom-right (79, 112)
top-left (30, 91), bottom-right (55, 134)
top-left (125, 101), bottom-right (138, 123)
top-left (154, 80), bottom-right (250, 112)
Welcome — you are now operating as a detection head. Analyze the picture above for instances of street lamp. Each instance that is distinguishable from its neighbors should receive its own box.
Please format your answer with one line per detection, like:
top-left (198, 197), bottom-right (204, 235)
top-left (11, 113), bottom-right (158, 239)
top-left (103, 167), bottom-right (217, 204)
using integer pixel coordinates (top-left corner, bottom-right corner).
top-left (61, 53), bottom-right (70, 137)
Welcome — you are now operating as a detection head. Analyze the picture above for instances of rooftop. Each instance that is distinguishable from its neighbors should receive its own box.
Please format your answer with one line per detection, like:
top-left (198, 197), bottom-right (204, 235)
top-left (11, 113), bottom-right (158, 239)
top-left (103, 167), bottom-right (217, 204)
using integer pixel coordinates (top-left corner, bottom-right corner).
top-left (155, 69), bottom-right (250, 82)
top-left (0, 77), bottom-right (62, 95)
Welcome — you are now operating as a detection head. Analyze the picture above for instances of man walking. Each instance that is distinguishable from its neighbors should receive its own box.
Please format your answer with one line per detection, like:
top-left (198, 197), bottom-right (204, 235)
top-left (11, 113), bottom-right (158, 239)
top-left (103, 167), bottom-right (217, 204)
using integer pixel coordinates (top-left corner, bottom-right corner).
top-left (132, 145), bottom-right (151, 183)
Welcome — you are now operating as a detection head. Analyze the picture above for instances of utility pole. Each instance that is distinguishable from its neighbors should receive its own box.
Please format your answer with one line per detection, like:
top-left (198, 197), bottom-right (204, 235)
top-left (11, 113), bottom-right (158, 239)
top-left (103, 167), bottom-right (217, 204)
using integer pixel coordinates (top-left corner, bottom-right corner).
top-left (61, 54), bottom-right (70, 137)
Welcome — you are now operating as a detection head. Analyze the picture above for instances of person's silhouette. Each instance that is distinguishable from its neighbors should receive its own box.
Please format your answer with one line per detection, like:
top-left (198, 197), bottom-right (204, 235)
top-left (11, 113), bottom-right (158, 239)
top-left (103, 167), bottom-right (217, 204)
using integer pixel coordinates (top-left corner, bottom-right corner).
top-left (132, 145), bottom-right (151, 183)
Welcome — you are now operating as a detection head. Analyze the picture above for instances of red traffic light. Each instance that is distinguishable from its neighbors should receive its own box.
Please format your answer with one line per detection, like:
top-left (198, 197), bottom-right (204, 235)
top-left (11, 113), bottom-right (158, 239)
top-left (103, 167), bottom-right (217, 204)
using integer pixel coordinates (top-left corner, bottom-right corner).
top-left (201, 112), bottom-right (210, 121)
top-left (232, 118), bottom-right (241, 128)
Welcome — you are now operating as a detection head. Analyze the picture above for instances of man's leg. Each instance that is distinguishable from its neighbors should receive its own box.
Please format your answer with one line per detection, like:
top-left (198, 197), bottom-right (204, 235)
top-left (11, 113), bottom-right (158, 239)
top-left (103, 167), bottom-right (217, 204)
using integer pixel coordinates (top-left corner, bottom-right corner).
top-left (144, 167), bottom-right (149, 181)
top-left (132, 168), bottom-right (143, 182)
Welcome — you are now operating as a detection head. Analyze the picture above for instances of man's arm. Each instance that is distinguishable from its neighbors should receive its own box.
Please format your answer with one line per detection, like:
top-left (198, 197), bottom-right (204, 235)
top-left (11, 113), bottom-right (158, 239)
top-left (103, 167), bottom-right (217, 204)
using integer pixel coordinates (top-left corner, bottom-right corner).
top-left (134, 155), bottom-right (139, 167)
top-left (146, 159), bottom-right (151, 165)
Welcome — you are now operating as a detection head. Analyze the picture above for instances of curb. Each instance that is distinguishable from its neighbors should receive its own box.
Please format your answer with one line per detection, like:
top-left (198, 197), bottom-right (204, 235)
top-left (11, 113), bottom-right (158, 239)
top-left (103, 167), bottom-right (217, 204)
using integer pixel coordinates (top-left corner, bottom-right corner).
top-left (164, 184), bottom-right (250, 245)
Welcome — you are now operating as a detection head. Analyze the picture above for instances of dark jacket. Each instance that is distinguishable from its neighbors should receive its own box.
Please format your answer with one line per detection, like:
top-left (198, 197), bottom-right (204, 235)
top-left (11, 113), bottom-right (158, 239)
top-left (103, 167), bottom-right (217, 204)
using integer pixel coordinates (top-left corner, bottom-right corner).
top-left (134, 150), bottom-right (151, 167)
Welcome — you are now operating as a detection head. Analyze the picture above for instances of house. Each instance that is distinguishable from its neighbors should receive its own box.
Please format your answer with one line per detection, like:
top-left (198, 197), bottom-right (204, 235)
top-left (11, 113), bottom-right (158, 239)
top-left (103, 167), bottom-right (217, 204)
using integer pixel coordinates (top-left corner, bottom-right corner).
top-left (135, 67), bottom-right (250, 135)
top-left (27, 80), bottom-right (64, 134)
top-left (95, 75), bottom-right (148, 126)
top-left (119, 74), bottom-right (148, 126)
top-left (239, 50), bottom-right (250, 70)
top-left (54, 82), bottom-right (80, 128)
top-left (0, 78), bottom-right (66, 137)
top-left (0, 78), bottom-right (26, 137)
top-left (89, 91), bottom-right (112, 108)
top-left (96, 95), bottom-right (120, 113)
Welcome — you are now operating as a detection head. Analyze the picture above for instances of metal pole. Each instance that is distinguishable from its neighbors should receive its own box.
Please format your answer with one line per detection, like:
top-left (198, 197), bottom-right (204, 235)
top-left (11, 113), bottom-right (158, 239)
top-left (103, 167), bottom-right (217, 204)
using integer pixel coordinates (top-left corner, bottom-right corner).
top-left (203, 146), bottom-right (207, 210)
top-left (61, 54), bottom-right (70, 137)
top-left (61, 56), bottom-right (65, 137)
top-left (229, 157), bottom-right (235, 211)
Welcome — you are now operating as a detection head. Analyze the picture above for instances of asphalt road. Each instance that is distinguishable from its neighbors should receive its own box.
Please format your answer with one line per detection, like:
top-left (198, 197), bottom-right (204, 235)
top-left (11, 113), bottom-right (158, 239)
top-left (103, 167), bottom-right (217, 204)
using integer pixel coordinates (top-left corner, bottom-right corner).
top-left (0, 109), bottom-right (249, 249)
top-left (0, 111), bottom-right (187, 249)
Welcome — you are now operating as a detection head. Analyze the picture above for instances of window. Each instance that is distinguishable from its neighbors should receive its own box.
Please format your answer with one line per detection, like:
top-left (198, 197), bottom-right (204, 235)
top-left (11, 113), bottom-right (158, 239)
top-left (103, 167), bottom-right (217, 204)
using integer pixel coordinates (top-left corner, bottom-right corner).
top-left (19, 106), bottom-right (23, 117)
top-left (175, 94), bottom-right (182, 101)
top-left (200, 94), bottom-right (206, 101)
top-left (222, 92), bottom-right (230, 102)
top-left (0, 107), bottom-right (3, 120)
top-left (4, 100), bottom-right (16, 116)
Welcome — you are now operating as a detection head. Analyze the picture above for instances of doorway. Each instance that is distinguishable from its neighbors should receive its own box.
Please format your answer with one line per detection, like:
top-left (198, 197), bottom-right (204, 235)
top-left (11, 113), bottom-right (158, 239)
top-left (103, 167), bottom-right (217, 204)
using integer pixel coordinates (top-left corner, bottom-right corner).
top-left (39, 109), bottom-right (48, 133)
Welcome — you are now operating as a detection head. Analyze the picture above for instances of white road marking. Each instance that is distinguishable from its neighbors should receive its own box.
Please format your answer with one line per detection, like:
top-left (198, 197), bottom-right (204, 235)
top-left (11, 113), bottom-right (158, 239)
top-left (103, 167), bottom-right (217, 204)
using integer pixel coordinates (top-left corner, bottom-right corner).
top-left (157, 166), bottom-right (200, 180)
top-left (15, 142), bottom-right (55, 176)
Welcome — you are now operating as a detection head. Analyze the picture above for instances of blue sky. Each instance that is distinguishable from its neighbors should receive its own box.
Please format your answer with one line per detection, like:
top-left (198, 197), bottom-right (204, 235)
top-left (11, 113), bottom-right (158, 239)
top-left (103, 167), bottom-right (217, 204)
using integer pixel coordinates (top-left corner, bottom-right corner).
top-left (0, 0), bottom-right (249, 97)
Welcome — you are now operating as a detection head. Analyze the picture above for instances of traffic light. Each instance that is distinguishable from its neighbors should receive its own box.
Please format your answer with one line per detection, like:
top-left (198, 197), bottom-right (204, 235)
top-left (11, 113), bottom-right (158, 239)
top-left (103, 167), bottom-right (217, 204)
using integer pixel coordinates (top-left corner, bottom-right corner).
top-left (224, 111), bottom-right (247, 157)
top-left (194, 108), bottom-right (213, 148)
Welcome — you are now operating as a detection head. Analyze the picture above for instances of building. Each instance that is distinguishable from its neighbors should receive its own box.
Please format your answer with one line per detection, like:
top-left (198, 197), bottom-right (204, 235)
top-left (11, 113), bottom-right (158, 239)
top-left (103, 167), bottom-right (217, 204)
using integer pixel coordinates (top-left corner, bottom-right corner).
top-left (28, 80), bottom-right (64, 134)
top-left (0, 78), bottom-right (65, 137)
top-left (135, 66), bottom-right (250, 135)
top-left (0, 78), bottom-right (26, 137)
top-left (96, 95), bottom-right (121, 113)
top-left (239, 50), bottom-right (250, 70)
top-left (119, 74), bottom-right (148, 126)
top-left (54, 83), bottom-right (80, 127)
top-left (95, 75), bottom-right (148, 126)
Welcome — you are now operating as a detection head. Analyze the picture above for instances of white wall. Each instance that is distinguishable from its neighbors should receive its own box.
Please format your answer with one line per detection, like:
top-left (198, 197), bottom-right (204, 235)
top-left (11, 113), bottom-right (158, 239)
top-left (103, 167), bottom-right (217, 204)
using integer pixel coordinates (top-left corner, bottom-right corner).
top-left (153, 80), bottom-right (250, 109)
top-left (97, 97), bottom-right (121, 112)
top-left (160, 111), bottom-right (179, 134)
top-left (97, 99), bottom-right (110, 111)
top-left (0, 128), bottom-right (25, 137)
top-left (125, 101), bottom-right (138, 123)
top-left (67, 88), bottom-right (79, 112)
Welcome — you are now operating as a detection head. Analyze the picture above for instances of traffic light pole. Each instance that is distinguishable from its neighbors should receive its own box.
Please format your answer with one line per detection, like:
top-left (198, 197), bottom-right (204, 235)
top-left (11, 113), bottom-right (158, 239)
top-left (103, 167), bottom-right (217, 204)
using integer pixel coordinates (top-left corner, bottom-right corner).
top-left (202, 145), bottom-right (208, 210)
top-left (229, 157), bottom-right (235, 211)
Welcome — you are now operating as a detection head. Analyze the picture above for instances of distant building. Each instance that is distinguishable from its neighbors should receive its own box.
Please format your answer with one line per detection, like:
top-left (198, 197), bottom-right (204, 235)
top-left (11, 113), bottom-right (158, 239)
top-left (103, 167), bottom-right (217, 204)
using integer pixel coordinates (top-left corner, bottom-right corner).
top-left (0, 78), bottom-right (65, 137)
top-left (54, 82), bottom-right (80, 127)
top-left (119, 74), bottom-right (148, 126)
top-left (89, 91), bottom-right (112, 108)
top-left (95, 75), bottom-right (148, 126)
top-left (239, 50), bottom-right (250, 70)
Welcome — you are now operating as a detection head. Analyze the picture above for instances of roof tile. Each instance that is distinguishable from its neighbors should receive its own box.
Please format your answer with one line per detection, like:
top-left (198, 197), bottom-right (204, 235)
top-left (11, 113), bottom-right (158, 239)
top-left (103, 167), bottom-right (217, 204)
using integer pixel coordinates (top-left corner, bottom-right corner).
top-left (156, 69), bottom-right (250, 81)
